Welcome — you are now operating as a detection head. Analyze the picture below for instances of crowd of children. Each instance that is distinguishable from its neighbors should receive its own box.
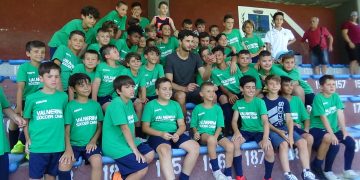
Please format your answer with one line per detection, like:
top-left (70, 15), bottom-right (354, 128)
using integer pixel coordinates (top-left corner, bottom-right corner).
top-left (1, 1), bottom-right (359, 180)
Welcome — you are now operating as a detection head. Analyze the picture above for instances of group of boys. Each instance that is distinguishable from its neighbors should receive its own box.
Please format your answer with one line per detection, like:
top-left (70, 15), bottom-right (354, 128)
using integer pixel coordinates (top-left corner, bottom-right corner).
top-left (0, 1), bottom-right (359, 180)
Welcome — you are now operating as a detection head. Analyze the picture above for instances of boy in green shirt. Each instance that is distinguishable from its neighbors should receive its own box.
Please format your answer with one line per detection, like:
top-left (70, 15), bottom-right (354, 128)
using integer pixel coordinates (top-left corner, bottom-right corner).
top-left (102, 75), bottom-right (154, 179)
top-left (237, 50), bottom-right (262, 97)
top-left (241, 20), bottom-right (265, 63)
top-left (157, 23), bottom-right (179, 66)
top-left (142, 77), bottom-right (199, 180)
top-left (10, 40), bottom-right (45, 153)
top-left (210, 46), bottom-right (243, 135)
top-left (23, 62), bottom-right (68, 179)
top-left (130, 2), bottom-right (150, 30)
top-left (309, 75), bottom-right (359, 179)
top-left (231, 75), bottom-right (274, 180)
top-left (223, 14), bottom-right (245, 53)
top-left (0, 87), bottom-right (26, 180)
top-left (58, 73), bottom-right (103, 180)
top-left (92, 44), bottom-right (125, 111)
top-left (53, 30), bottom-right (85, 92)
top-left (87, 28), bottom-right (111, 62)
top-left (191, 82), bottom-right (236, 180)
top-left (115, 25), bottom-right (142, 62)
top-left (48, 6), bottom-right (99, 57)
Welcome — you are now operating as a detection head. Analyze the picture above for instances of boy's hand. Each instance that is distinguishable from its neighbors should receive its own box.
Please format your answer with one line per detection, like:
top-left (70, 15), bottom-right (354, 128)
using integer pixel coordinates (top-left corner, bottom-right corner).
top-left (161, 132), bottom-right (173, 140)
top-left (278, 130), bottom-right (288, 141)
top-left (288, 137), bottom-right (294, 148)
top-left (193, 132), bottom-right (200, 141)
top-left (230, 61), bottom-right (237, 75)
top-left (186, 83), bottom-right (198, 92)
top-left (349, 42), bottom-right (356, 49)
top-left (86, 142), bottom-right (97, 153)
top-left (231, 132), bottom-right (244, 142)
top-left (172, 133), bottom-right (179, 143)
top-left (228, 93), bottom-right (239, 104)
top-left (259, 138), bottom-right (272, 151)
top-left (133, 149), bottom-right (146, 163)
top-left (59, 149), bottom-right (75, 165)
top-left (14, 107), bottom-right (22, 116)
top-left (330, 133), bottom-right (339, 145)
top-left (13, 114), bottom-right (27, 128)
top-left (25, 140), bottom-right (31, 154)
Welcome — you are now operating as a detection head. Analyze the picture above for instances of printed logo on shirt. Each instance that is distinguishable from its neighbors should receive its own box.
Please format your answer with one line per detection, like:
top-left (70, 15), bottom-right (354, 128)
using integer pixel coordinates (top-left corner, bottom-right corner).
top-left (28, 77), bottom-right (40, 86)
top-left (36, 109), bottom-right (63, 120)
top-left (325, 106), bottom-right (337, 116)
top-left (103, 75), bottom-right (116, 83)
top-left (198, 112), bottom-right (205, 116)
top-left (27, 71), bottom-right (36, 75)
top-left (228, 37), bottom-right (239, 45)
top-left (199, 120), bottom-right (216, 129)
top-left (74, 108), bottom-right (82, 113)
top-left (240, 112), bottom-right (258, 120)
top-left (75, 115), bottom-right (98, 127)
top-left (62, 58), bottom-right (75, 70)
top-left (128, 114), bottom-right (135, 124)
top-left (323, 102), bottom-right (328, 105)
top-left (221, 77), bottom-right (236, 86)
top-left (103, 69), bottom-right (110, 72)
top-left (36, 100), bottom-right (47, 104)
top-left (155, 115), bottom-right (176, 122)
top-left (154, 108), bottom-right (162, 112)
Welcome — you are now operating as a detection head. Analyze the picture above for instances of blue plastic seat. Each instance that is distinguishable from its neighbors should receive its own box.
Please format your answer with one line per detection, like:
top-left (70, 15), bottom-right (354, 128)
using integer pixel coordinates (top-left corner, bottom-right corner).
top-left (349, 96), bottom-right (360, 102)
top-left (186, 103), bottom-right (196, 110)
top-left (333, 74), bottom-right (350, 79)
top-left (351, 75), bottom-right (360, 79)
top-left (73, 156), bottom-right (83, 167)
top-left (9, 76), bottom-right (16, 83)
top-left (299, 64), bottom-right (312, 68)
top-left (8, 154), bottom-right (24, 173)
top-left (8, 60), bottom-right (29, 65)
top-left (310, 75), bottom-right (322, 80)
top-left (301, 75), bottom-right (310, 80)
top-left (331, 64), bottom-right (346, 68)
top-left (0, 76), bottom-right (6, 83)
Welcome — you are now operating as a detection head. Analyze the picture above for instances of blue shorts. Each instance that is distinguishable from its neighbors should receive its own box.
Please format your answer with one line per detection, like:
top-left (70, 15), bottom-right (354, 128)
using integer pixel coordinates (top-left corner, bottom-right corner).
top-left (114, 143), bottom-right (152, 178)
top-left (97, 95), bottom-right (112, 106)
top-left (294, 126), bottom-right (307, 136)
top-left (0, 153), bottom-right (9, 180)
top-left (72, 145), bottom-right (102, 161)
top-left (305, 93), bottom-right (315, 108)
top-left (29, 152), bottom-right (63, 179)
top-left (269, 126), bottom-right (302, 149)
top-left (148, 133), bottom-right (191, 151)
top-left (310, 49), bottom-right (330, 66)
top-left (240, 130), bottom-right (264, 143)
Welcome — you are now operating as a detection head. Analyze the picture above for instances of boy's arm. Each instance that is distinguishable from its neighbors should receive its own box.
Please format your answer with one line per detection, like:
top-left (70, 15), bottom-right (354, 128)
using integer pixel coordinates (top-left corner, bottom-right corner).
top-left (288, 39), bottom-right (296, 46)
top-left (120, 124), bottom-right (146, 162)
top-left (219, 86), bottom-right (238, 104)
top-left (231, 111), bottom-right (242, 141)
top-left (213, 127), bottom-right (222, 139)
top-left (91, 78), bottom-right (101, 101)
top-left (175, 119), bottom-right (186, 136)
top-left (337, 109), bottom-right (349, 138)
top-left (139, 87), bottom-right (147, 103)
top-left (320, 115), bottom-right (339, 145)
top-left (3, 108), bottom-right (27, 127)
top-left (285, 113), bottom-right (294, 147)
top-left (15, 82), bottom-right (25, 115)
top-left (165, 73), bottom-right (187, 92)
top-left (23, 119), bottom-right (31, 153)
top-left (59, 125), bottom-right (75, 164)
top-left (142, 122), bottom-right (163, 137)
top-left (198, 63), bottom-right (212, 82)
top-left (303, 119), bottom-right (310, 132)
top-left (260, 115), bottom-right (272, 150)
top-left (86, 122), bottom-right (102, 152)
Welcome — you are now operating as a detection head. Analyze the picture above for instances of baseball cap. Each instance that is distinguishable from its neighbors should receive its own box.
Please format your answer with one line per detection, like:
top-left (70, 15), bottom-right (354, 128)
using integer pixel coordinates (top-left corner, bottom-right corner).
top-left (351, 11), bottom-right (358, 17)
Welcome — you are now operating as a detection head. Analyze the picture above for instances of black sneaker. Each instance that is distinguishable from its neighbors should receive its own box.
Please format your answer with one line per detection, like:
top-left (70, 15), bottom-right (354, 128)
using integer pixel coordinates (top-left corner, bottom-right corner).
top-left (310, 166), bottom-right (326, 180)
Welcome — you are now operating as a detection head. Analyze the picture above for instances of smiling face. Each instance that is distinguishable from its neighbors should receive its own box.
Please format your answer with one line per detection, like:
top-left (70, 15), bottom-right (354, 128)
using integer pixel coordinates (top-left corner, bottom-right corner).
top-left (156, 81), bottom-right (172, 100)
top-left (282, 58), bottom-right (295, 72)
top-left (131, 5), bottom-right (142, 17)
top-left (266, 79), bottom-right (281, 94)
top-left (259, 55), bottom-right (273, 71)
top-left (27, 47), bottom-right (45, 63)
top-left (69, 34), bottom-right (85, 51)
top-left (74, 78), bottom-right (92, 97)
top-left (116, 4), bottom-right (128, 17)
top-left (217, 34), bottom-right (228, 47)
top-left (241, 81), bottom-right (256, 98)
top-left (238, 53), bottom-right (252, 67)
top-left (82, 14), bottom-right (97, 29)
top-left (145, 51), bottom-right (160, 65)
top-left (83, 53), bottom-right (99, 69)
top-left (97, 31), bottom-right (111, 46)
top-left (200, 84), bottom-right (216, 102)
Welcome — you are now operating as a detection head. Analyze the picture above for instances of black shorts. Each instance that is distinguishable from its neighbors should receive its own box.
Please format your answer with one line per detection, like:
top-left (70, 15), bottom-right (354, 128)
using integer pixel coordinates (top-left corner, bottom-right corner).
top-left (345, 43), bottom-right (360, 63)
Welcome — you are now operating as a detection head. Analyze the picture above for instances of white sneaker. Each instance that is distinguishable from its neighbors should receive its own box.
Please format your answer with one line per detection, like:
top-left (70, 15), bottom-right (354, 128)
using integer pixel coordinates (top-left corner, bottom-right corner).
top-left (213, 170), bottom-right (227, 180)
top-left (343, 170), bottom-right (360, 179)
top-left (226, 176), bottom-right (233, 180)
top-left (324, 171), bottom-right (340, 180)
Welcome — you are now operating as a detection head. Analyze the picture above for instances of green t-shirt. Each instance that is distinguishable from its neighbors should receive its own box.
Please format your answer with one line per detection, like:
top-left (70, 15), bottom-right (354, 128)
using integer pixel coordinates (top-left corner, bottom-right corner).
top-left (211, 65), bottom-right (243, 94)
top-left (224, 46), bottom-right (233, 62)
top-left (94, 10), bottom-right (126, 31)
top-left (232, 97), bottom-right (267, 132)
top-left (258, 64), bottom-right (288, 78)
top-left (23, 90), bottom-right (68, 153)
top-left (87, 43), bottom-right (104, 62)
top-left (190, 104), bottom-right (224, 135)
top-left (278, 65), bottom-right (313, 94)
top-left (65, 99), bottom-right (103, 146)
top-left (141, 64), bottom-right (164, 97)
top-left (72, 64), bottom-right (96, 82)
top-left (52, 45), bottom-right (81, 91)
top-left (289, 95), bottom-right (309, 128)
top-left (240, 65), bottom-right (262, 90)
top-left (48, 19), bottom-right (96, 47)
top-left (0, 87), bottom-right (10, 155)
top-left (157, 36), bottom-right (179, 65)
top-left (120, 68), bottom-right (146, 97)
top-left (115, 39), bottom-right (138, 61)
top-left (139, 17), bottom-right (150, 29)
top-left (95, 62), bottom-right (125, 97)
top-left (242, 35), bottom-right (264, 54)
top-left (16, 62), bottom-right (41, 100)
top-left (102, 96), bottom-right (141, 159)
top-left (310, 93), bottom-right (343, 132)
top-left (224, 29), bottom-right (244, 53)
top-left (142, 100), bottom-right (184, 133)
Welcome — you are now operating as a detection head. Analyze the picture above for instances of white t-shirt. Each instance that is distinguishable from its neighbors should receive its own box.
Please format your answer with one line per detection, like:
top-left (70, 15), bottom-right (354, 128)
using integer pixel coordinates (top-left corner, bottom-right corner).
top-left (264, 27), bottom-right (295, 58)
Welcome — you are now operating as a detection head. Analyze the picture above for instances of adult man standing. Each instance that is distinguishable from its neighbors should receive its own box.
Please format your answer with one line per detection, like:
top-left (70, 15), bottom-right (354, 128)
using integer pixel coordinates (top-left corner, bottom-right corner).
top-left (342, 11), bottom-right (360, 74)
top-left (302, 17), bottom-right (333, 74)
top-left (165, 30), bottom-right (212, 117)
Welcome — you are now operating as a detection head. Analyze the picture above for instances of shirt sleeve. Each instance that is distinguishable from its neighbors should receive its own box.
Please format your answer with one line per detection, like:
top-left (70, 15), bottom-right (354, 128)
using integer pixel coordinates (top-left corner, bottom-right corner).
top-left (195, 53), bottom-right (204, 70)
top-left (52, 45), bottom-right (65, 61)
top-left (190, 106), bottom-right (199, 128)
top-left (176, 102), bottom-right (184, 120)
top-left (299, 98), bottom-right (310, 121)
top-left (216, 105), bottom-right (225, 128)
top-left (23, 96), bottom-right (33, 119)
top-left (0, 88), bottom-right (10, 109)
top-left (96, 102), bottom-right (104, 122)
top-left (311, 95), bottom-right (325, 117)
top-left (158, 65), bottom-right (165, 77)
top-left (110, 101), bottom-right (128, 126)
top-left (259, 99), bottom-right (268, 115)
top-left (165, 55), bottom-right (174, 74)
top-left (16, 64), bottom-right (27, 82)
top-left (64, 103), bottom-right (73, 125)
top-left (141, 102), bottom-right (153, 123)
top-left (341, 21), bottom-right (350, 30)
top-left (301, 30), bottom-right (309, 42)
top-left (264, 31), bottom-right (271, 43)
top-left (335, 93), bottom-right (344, 110)
top-left (287, 29), bottom-right (295, 40)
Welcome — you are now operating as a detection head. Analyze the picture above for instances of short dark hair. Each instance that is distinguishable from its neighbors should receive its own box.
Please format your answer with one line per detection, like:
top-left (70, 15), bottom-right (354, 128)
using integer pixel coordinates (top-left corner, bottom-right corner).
top-left (265, 75), bottom-right (281, 85)
top-left (39, 61), bottom-right (60, 76)
top-left (209, 24), bottom-right (219, 32)
top-left (223, 14), bottom-right (234, 22)
top-left (97, 27), bottom-right (109, 34)
top-left (145, 24), bottom-right (156, 32)
top-left (242, 20), bottom-right (255, 32)
top-left (81, 6), bottom-right (100, 19)
top-left (200, 81), bottom-right (214, 91)
top-left (116, 1), bottom-right (127, 7)
top-left (240, 75), bottom-right (256, 88)
top-left (125, 52), bottom-right (141, 64)
top-left (182, 19), bottom-right (192, 26)
top-left (100, 44), bottom-right (117, 60)
top-left (238, 50), bottom-right (251, 56)
top-left (280, 76), bottom-right (293, 85)
top-left (68, 73), bottom-right (91, 88)
top-left (131, 2), bottom-right (142, 8)
top-left (102, 20), bottom-right (118, 35)
top-left (25, 40), bottom-right (45, 52)
top-left (127, 17), bottom-right (140, 26)
top-left (259, 50), bottom-right (272, 59)
top-left (211, 45), bottom-right (224, 54)
top-left (113, 75), bottom-right (135, 92)
top-left (319, 75), bottom-right (334, 86)
top-left (155, 77), bottom-right (171, 89)
top-left (195, 18), bottom-right (206, 27)
top-left (146, 38), bottom-right (156, 47)
top-left (198, 46), bottom-right (210, 56)
top-left (198, 32), bottom-right (210, 40)
top-left (144, 46), bottom-right (160, 55)
top-left (158, 1), bottom-right (168, 8)
top-left (160, 23), bottom-right (170, 31)
top-left (69, 30), bottom-right (85, 40)
top-left (281, 53), bottom-right (295, 62)
top-left (273, 11), bottom-right (284, 21)
top-left (84, 49), bottom-right (99, 60)
top-left (127, 25), bottom-right (143, 36)
top-left (178, 30), bottom-right (194, 41)
top-left (215, 33), bottom-right (226, 42)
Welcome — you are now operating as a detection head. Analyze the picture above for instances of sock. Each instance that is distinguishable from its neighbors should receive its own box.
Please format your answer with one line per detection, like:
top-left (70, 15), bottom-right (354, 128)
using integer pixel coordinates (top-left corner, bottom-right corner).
top-left (8, 129), bottom-right (19, 148)
top-left (220, 103), bottom-right (233, 135)
top-left (233, 155), bottom-right (243, 176)
top-left (19, 131), bottom-right (26, 144)
top-left (224, 167), bottom-right (232, 177)
top-left (324, 144), bottom-right (340, 172)
top-left (179, 172), bottom-right (189, 180)
top-left (264, 160), bottom-right (274, 179)
top-left (311, 157), bottom-right (323, 169)
top-left (58, 170), bottom-right (71, 180)
top-left (210, 158), bottom-right (220, 172)
top-left (343, 136), bottom-right (355, 170)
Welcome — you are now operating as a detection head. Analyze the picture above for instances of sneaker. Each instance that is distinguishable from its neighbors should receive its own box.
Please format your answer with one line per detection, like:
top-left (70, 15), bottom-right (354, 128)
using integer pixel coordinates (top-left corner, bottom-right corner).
top-left (112, 171), bottom-right (123, 180)
top-left (227, 176), bottom-right (233, 180)
top-left (236, 176), bottom-right (246, 180)
top-left (343, 170), bottom-right (360, 179)
top-left (323, 171), bottom-right (340, 180)
top-left (284, 172), bottom-right (298, 180)
top-left (11, 141), bottom-right (25, 154)
top-left (310, 166), bottom-right (327, 180)
top-left (302, 170), bottom-right (317, 180)
top-left (25, 153), bottom-right (29, 160)
top-left (213, 170), bottom-right (227, 180)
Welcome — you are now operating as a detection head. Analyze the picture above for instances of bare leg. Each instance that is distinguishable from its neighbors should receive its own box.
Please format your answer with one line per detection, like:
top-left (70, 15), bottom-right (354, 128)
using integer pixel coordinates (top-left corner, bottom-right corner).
top-left (179, 140), bottom-right (200, 175)
top-left (296, 139), bottom-right (310, 169)
top-left (302, 133), bottom-right (314, 159)
top-left (88, 154), bottom-right (103, 180)
top-left (174, 91), bottom-right (187, 118)
top-left (157, 144), bottom-right (175, 179)
top-left (279, 142), bottom-right (291, 173)
top-left (218, 138), bottom-right (235, 168)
